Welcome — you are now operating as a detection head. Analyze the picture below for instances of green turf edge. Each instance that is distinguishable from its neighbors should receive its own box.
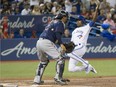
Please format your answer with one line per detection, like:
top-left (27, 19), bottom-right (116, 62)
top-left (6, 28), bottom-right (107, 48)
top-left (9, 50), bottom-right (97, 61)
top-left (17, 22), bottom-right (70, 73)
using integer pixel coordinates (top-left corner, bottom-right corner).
top-left (0, 59), bottom-right (116, 79)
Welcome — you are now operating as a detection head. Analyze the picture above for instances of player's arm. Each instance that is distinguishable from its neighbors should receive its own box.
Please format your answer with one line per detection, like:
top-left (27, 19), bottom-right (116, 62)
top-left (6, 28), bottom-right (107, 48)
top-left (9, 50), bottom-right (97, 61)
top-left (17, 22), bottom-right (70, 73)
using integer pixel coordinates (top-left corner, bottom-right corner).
top-left (55, 32), bottom-right (63, 44)
top-left (55, 32), bottom-right (67, 52)
top-left (89, 1), bottom-right (100, 27)
top-left (55, 22), bottom-right (67, 52)
top-left (92, 1), bottom-right (100, 22)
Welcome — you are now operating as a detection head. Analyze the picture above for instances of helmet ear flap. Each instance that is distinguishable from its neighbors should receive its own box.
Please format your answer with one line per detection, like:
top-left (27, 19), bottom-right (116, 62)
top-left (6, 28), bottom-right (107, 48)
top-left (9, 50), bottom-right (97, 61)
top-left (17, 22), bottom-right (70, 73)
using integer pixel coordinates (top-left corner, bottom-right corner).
top-left (55, 13), bottom-right (63, 19)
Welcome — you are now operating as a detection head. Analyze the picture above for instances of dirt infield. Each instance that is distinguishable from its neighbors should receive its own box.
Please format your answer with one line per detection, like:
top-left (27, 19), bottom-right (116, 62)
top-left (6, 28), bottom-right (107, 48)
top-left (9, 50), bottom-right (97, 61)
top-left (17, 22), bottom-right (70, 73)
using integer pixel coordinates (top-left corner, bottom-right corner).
top-left (1, 59), bottom-right (116, 87)
top-left (1, 76), bottom-right (116, 87)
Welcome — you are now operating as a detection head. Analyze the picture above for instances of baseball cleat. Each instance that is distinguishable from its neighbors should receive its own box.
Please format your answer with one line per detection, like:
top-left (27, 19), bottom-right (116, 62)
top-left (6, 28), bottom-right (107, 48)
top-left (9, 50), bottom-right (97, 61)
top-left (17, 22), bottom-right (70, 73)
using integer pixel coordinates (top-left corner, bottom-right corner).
top-left (91, 67), bottom-right (97, 73)
top-left (54, 78), bottom-right (67, 85)
top-left (0, 85), bottom-right (3, 87)
top-left (85, 64), bottom-right (93, 74)
top-left (33, 80), bottom-right (44, 85)
top-left (61, 78), bottom-right (70, 82)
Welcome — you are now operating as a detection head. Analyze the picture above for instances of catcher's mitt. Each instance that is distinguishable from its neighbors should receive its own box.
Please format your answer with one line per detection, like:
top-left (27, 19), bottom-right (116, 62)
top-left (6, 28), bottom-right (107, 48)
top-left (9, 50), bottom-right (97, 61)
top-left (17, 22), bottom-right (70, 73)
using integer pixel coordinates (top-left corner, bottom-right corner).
top-left (63, 42), bottom-right (75, 53)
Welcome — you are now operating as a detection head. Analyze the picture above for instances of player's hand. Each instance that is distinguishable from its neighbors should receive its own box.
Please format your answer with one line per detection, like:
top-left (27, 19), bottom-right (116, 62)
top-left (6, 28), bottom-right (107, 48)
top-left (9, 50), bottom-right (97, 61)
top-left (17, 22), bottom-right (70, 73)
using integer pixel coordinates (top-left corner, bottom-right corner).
top-left (100, 28), bottom-right (104, 32)
top-left (94, 0), bottom-right (100, 10)
top-left (96, 0), bottom-right (100, 8)
top-left (96, 5), bottom-right (99, 10)
top-left (60, 44), bottom-right (67, 53)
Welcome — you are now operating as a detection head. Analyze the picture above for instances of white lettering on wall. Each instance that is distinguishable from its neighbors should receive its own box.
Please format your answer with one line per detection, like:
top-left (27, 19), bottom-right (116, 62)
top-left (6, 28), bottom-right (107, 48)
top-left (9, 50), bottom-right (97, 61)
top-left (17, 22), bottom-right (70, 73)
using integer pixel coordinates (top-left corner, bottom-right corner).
top-left (42, 16), bottom-right (52, 23)
top-left (9, 18), bottom-right (35, 28)
top-left (86, 42), bottom-right (116, 53)
top-left (1, 42), bottom-right (37, 58)
top-left (1, 41), bottom-right (116, 58)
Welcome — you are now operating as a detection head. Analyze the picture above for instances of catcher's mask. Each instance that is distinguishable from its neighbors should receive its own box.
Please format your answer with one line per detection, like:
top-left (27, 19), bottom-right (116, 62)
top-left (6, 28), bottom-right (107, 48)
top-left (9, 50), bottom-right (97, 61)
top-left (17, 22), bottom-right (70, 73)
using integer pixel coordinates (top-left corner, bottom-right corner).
top-left (54, 10), bottom-right (69, 19)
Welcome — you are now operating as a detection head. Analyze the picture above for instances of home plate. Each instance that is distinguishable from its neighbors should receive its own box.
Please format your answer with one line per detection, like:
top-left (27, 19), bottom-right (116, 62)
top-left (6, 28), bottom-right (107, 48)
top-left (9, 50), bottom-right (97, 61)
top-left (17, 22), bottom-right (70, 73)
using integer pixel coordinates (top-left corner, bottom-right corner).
top-left (17, 85), bottom-right (54, 87)
top-left (0, 83), bottom-right (18, 87)
top-left (30, 85), bottom-right (93, 87)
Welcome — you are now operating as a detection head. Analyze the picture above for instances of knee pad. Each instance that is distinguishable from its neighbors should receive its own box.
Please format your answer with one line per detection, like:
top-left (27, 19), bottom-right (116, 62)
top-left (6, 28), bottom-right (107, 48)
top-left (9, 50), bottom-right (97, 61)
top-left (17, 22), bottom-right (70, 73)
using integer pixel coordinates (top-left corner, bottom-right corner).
top-left (68, 67), bottom-right (75, 72)
top-left (68, 63), bottom-right (76, 72)
top-left (39, 60), bottom-right (49, 67)
top-left (57, 58), bottom-right (65, 65)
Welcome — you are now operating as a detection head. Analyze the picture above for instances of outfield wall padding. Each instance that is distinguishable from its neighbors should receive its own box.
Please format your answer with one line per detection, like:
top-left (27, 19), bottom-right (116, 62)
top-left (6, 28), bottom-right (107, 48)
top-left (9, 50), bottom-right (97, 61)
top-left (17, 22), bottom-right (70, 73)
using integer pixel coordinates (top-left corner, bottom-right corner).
top-left (0, 37), bottom-right (116, 61)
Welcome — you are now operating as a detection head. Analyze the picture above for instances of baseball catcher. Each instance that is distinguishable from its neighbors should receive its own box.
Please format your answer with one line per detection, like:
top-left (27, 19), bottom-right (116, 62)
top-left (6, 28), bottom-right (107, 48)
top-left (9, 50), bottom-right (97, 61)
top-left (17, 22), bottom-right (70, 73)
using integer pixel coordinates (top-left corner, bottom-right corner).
top-left (34, 10), bottom-right (70, 85)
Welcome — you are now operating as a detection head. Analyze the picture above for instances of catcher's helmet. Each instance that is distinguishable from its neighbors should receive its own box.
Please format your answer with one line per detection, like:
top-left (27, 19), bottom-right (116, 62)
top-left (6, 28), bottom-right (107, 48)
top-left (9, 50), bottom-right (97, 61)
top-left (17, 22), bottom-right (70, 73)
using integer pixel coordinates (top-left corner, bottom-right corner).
top-left (54, 10), bottom-right (69, 19)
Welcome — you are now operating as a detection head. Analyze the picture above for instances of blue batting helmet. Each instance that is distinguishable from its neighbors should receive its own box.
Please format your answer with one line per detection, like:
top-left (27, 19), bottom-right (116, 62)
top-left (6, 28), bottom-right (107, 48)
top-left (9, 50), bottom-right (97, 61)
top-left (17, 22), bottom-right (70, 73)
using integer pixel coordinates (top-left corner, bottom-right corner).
top-left (101, 23), bottom-right (110, 29)
top-left (76, 15), bottom-right (86, 24)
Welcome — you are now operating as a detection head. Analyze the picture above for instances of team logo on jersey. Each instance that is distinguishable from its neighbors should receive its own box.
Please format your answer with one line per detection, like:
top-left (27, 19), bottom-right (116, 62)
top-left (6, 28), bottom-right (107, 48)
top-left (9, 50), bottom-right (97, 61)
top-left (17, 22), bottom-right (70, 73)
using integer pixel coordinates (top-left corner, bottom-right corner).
top-left (74, 30), bottom-right (83, 39)
top-left (77, 35), bottom-right (82, 39)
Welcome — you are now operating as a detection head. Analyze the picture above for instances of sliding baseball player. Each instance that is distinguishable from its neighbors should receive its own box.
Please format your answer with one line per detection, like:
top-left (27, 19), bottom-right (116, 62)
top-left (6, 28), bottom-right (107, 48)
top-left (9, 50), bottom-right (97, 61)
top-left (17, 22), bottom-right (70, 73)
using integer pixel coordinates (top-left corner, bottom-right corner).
top-left (67, 1), bottom-right (100, 74)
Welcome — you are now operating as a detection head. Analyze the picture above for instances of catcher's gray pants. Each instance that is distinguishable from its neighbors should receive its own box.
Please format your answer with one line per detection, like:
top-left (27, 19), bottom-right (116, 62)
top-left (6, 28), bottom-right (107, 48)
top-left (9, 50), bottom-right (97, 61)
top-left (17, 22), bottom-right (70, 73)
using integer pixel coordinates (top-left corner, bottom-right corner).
top-left (34, 38), bottom-right (65, 84)
top-left (36, 38), bottom-right (62, 61)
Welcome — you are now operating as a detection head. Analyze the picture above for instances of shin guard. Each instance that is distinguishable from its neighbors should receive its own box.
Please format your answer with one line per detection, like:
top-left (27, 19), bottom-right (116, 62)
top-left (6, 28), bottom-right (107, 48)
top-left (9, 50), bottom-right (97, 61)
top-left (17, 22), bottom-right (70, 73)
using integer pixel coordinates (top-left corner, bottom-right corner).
top-left (55, 58), bottom-right (65, 80)
top-left (34, 60), bottom-right (49, 83)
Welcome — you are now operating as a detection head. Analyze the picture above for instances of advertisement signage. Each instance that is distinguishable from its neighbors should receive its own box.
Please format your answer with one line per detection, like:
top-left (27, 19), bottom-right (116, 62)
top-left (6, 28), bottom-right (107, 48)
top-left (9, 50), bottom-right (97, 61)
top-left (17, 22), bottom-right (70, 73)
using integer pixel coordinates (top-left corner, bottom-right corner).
top-left (1, 38), bottom-right (116, 61)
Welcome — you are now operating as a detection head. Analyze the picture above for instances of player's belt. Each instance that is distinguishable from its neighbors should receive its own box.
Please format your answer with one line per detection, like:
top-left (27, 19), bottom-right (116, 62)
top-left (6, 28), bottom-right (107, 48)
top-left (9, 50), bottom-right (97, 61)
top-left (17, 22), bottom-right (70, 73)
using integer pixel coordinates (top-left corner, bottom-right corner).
top-left (39, 38), bottom-right (45, 40)
top-left (39, 37), bottom-right (53, 43)
top-left (39, 38), bottom-right (49, 41)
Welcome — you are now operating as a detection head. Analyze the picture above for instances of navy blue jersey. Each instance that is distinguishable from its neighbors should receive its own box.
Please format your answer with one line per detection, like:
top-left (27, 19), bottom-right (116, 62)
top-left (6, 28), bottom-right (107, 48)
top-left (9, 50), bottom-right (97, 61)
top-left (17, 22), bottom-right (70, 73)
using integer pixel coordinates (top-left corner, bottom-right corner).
top-left (40, 20), bottom-right (65, 45)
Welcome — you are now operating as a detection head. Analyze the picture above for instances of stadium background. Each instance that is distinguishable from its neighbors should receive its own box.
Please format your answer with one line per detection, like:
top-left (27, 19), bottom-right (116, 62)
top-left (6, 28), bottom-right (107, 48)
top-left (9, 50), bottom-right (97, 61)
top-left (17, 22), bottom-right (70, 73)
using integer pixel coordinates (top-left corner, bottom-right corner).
top-left (1, 15), bottom-right (116, 87)
top-left (0, 0), bottom-right (116, 87)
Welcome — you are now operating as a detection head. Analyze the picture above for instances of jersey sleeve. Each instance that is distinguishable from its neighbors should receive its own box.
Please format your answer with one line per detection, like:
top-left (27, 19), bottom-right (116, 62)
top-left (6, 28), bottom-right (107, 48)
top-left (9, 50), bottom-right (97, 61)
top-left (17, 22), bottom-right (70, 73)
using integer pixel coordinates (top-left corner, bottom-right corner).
top-left (54, 21), bottom-right (65, 45)
top-left (89, 21), bottom-right (95, 27)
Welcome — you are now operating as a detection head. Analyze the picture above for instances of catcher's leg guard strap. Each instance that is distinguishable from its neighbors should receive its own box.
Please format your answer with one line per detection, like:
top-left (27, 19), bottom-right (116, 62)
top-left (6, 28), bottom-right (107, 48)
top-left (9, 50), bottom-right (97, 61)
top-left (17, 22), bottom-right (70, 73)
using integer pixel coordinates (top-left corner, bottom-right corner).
top-left (59, 61), bottom-right (65, 78)
top-left (34, 60), bottom-right (49, 83)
